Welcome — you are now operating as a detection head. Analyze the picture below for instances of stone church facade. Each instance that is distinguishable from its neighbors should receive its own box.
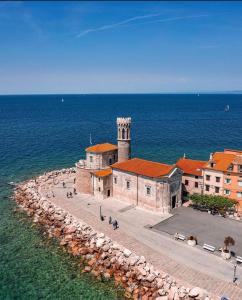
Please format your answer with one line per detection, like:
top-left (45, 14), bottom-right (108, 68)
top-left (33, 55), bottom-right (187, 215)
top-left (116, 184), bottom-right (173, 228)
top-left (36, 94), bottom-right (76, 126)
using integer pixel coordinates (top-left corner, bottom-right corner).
top-left (75, 117), bottom-right (182, 213)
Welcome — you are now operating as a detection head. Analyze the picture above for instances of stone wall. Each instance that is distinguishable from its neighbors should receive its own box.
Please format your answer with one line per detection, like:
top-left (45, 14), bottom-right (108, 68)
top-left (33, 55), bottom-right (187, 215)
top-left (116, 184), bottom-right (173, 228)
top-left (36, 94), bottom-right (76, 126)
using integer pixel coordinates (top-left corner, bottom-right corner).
top-left (14, 168), bottom-right (214, 300)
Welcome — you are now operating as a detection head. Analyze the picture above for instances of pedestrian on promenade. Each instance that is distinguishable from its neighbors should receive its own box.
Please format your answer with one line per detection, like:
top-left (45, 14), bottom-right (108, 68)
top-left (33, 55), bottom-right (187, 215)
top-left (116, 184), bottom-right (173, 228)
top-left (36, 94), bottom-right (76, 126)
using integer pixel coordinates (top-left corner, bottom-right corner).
top-left (67, 192), bottom-right (69, 198)
top-left (73, 188), bottom-right (77, 195)
top-left (52, 191), bottom-right (55, 197)
top-left (74, 178), bottom-right (76, 184)
top-left (69, 192), bottom-right (73, 198)
top-left (112, 220), bottom-right (119, 230)
top-left (63, 182), bottom-right (66, 188)
top-left (109, 216), bottom-right (112, 224)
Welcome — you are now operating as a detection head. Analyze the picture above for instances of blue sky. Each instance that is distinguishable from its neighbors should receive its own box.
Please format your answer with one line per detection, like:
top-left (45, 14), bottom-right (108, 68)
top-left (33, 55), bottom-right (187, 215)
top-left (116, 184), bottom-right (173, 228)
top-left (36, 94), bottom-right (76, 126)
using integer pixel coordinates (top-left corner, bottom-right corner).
top-left (0, 1), bottom-right (242, 94)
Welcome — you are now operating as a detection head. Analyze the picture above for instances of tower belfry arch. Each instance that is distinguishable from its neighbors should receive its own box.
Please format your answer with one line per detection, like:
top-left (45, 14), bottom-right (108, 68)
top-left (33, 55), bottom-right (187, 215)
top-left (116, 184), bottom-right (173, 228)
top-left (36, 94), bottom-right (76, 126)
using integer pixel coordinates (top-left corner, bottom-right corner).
top-left (117, 117), bottom-right (131, 162)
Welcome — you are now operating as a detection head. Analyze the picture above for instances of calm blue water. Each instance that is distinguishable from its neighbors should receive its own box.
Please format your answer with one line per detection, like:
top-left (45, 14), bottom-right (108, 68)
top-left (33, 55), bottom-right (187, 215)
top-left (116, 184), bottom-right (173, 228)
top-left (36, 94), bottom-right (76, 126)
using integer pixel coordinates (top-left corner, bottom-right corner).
top-left (1, 94), bottom-right (242, 298)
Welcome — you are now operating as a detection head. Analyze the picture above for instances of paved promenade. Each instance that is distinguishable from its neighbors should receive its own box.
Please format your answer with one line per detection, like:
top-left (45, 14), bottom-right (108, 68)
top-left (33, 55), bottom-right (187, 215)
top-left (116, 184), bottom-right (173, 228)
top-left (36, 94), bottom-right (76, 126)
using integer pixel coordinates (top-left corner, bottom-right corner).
top-left (40, 176), bottom-right (242, 300)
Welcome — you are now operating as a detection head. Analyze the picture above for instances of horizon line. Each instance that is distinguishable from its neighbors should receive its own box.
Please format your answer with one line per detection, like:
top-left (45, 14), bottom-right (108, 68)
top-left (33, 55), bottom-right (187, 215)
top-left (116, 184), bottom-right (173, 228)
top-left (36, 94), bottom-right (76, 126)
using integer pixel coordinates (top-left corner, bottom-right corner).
top-left (1, 91), bottom-right (242, 96)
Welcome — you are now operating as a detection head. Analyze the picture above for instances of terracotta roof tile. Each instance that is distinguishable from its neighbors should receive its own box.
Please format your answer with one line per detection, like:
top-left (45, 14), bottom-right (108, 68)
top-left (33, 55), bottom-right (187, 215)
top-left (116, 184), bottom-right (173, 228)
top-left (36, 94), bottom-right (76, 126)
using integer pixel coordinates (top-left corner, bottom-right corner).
top-left (111, 158), bottom-right (175, 178)
top-left (86, 143), bottom-right (117, 153)
top-left (94, 169), bottom-right (112, 177)
top-left (176, 158), bottom-right (207, 176)
top-left (204, 152), bottom-right (236, 172)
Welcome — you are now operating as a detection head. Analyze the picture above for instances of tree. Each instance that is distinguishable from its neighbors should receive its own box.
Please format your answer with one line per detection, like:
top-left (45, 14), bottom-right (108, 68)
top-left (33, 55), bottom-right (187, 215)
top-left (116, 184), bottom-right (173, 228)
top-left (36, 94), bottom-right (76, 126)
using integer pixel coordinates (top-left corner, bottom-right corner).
top-left (224, 236), bottom-right (235, 252)
top-left (190, 194), bottom-right (237, 213)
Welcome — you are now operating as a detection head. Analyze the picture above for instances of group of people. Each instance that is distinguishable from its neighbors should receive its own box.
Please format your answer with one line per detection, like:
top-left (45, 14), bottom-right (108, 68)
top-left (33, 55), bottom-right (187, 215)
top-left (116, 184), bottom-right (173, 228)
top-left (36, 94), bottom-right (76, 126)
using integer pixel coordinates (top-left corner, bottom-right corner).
top-left (109, 216), bottom-right (119, 230)
top-left (66, 192), bottom-right (73, 198)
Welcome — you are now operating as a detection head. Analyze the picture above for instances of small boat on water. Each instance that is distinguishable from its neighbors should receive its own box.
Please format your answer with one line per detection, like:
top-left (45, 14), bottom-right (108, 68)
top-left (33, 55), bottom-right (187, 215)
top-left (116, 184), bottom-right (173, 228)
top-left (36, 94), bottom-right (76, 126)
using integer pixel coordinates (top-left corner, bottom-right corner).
top-left (225, 105), bottom-right (230, 112)
top-left (61, 98), bottom-right (64, 103)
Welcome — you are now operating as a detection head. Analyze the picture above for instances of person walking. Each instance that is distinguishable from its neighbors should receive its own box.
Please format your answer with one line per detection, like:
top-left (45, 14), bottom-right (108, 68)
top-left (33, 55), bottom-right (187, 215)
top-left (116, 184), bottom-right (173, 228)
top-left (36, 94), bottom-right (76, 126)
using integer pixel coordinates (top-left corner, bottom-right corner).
top-left (63, 182), bottom-right (66, 188)
top-left (112, 219), bottom-right (119, 230)
top-left (109, 216), bottom-right (112, 224)
top-left (74, 178), bottom-right (76, 184)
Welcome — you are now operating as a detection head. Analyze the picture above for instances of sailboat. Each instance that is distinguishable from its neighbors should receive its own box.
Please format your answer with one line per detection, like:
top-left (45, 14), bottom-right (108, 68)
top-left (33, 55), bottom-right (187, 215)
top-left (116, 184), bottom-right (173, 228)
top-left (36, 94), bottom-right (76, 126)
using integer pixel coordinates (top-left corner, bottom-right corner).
top-left (225, 105), bottom-right (230, 112)
top-left (61, 98), bottom-right (64, 103)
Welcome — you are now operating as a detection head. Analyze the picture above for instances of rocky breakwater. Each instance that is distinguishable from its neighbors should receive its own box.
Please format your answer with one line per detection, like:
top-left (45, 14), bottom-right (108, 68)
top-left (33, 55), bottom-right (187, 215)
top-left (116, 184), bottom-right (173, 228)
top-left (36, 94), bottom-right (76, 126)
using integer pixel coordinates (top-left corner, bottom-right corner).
top-left (14, 168), bottom-right (214, 300)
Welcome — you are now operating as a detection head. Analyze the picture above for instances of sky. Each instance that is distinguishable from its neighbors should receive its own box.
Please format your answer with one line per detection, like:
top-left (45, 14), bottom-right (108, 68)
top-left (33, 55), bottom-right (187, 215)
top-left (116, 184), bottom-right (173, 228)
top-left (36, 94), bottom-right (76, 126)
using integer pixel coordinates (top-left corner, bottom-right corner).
top-left (0, 1), bottom-right (242, 94)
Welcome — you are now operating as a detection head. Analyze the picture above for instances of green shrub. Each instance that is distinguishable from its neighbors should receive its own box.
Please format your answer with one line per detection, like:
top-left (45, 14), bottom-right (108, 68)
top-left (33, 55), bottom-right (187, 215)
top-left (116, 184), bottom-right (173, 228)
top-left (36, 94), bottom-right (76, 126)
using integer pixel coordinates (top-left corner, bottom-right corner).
top-left (190, 193), bottom-right (237, 212)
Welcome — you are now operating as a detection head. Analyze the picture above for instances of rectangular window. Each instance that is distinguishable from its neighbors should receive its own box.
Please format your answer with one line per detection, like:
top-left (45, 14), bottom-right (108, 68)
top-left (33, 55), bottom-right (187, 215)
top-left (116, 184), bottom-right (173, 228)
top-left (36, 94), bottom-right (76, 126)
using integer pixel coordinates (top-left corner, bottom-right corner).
top-left (205, 185), bottom-right (210, 192)
top-left (238, 180), bottom-right (242, 187)
top-left (98, 187), bottom-right (101, 192)
top-left (195, 176), bottom-right (199, 179)
top-left (185, 180), bottom-right (189, 186)
top-left (114, 177), bottom-right (117, 184)
top-left (215, 177), bottom-right (220, 183)
top-left (98, 178), bottom-right (101, 182)
top-left (237, 192), bottom-right (242, 198)
top-left (206, 175), bottom-right (210, 181)
top-left (210, 162), bottom-right (215, 168)
top-left (239, 165), bottom-right (242, 172)
top-left (224, 189), bottom-right (231, 196)
top-left (90, 156), bottom-right (93, 163)
top-left (195, 182), bottom-right (198, 188)
top-left (215, 186), bottom-right (220, 193)
top-left (228, 164), bottom-right (234, 171)
top-left (225, 178), bottom-right (231, 184)
top-left (126, 181), bottom-right (130, 189)
top-left (146, 186), bottom-right (151, 195)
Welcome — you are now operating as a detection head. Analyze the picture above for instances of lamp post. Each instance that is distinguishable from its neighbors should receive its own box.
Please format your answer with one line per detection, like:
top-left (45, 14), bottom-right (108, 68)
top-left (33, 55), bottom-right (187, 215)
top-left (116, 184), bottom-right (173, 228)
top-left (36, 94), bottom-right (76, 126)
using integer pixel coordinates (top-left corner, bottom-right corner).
top-left (99, 205), bottom-right (104, 221)
top-left (233, 262), bottom-right (237, 283)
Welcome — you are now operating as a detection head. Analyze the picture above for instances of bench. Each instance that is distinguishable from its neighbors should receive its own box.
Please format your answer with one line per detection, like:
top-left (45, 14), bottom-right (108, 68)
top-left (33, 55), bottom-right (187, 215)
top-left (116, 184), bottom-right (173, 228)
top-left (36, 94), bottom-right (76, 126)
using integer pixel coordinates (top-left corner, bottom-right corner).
top-left (174, 233), bottom-right (185, 241)
top-left (203, 243), bottom-right (215, 252)
top-left (236, 256), bottom-right (242, 263)
top-left (177, 234), bottom-right (186, 241)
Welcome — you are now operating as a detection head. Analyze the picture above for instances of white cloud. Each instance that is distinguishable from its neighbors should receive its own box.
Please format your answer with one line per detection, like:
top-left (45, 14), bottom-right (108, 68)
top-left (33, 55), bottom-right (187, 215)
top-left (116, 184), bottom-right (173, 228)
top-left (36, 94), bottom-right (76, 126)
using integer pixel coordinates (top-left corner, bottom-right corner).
top-left (76, 13), bottom-right (164, 37)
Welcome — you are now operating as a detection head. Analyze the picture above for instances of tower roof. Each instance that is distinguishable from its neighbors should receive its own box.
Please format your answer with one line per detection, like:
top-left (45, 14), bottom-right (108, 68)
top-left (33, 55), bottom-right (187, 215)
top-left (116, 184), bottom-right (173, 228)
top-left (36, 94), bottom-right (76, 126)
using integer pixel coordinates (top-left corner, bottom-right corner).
top-left (86, 143), bottom-right (118, 153)
top-left (112, 158), bottom-right (176, 178)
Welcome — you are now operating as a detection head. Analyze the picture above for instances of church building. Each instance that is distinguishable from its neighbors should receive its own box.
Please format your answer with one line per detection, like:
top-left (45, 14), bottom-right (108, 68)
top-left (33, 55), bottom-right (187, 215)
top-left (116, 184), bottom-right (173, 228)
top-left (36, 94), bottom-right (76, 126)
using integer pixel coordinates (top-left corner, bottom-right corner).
top-left (75, 117), bottom-right (182, 214)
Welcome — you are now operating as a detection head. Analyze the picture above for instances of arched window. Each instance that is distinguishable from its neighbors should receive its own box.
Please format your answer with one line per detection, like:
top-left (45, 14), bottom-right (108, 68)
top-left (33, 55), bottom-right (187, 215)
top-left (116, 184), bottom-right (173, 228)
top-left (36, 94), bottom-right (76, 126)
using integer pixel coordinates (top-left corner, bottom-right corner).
top-left (122, 128), bottom-right (125, 139)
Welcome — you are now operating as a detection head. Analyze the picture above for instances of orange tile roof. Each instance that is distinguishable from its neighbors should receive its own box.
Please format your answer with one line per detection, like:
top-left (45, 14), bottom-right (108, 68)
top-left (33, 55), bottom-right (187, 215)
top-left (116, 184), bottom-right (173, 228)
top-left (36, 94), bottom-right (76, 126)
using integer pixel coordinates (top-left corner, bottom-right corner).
top-left (204, 152), bottom-right (236, 172)
top-left (94, 168), bottom-right (112, 177)
top-left (176, 158), bottom-right (207, 176)
top-left (86, 143), bottom-right (118, 153)
top-left (111, 158), bottom-right (175, 178)
top-left (224, 149), bottom-right (242, 155)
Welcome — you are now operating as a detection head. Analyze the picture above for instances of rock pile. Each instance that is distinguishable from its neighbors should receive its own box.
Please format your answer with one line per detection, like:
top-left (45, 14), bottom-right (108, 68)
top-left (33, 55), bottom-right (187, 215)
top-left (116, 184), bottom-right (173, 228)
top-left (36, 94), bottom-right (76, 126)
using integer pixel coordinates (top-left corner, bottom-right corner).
top-left (14, 168), bottom-right (214, 300)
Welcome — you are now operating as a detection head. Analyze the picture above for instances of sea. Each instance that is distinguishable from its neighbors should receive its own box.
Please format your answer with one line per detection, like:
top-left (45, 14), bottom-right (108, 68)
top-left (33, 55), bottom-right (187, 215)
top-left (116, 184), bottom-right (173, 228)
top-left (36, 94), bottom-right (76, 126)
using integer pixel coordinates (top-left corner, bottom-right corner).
top-left (1, 93), bottom-right (242, 299)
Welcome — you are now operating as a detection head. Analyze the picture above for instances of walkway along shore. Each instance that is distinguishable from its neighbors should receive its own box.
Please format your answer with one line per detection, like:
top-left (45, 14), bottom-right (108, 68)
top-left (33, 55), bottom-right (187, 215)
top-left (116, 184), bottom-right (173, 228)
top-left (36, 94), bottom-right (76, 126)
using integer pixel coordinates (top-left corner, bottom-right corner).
top-left (14, 168), bottom-right (216, 300)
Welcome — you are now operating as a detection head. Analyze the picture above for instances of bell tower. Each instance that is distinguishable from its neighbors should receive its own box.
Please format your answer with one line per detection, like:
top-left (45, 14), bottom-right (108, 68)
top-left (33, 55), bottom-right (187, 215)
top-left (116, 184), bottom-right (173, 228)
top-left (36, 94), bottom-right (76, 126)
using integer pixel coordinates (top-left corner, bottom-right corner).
top-left (117, 117), bottom-right (131, 162)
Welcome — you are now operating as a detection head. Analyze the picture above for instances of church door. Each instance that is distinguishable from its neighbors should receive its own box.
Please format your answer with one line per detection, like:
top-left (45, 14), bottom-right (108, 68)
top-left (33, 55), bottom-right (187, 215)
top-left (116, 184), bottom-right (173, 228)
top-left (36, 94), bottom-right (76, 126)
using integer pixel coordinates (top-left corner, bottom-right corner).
top-left (171, 195), bottom-right (176, 209)
top-left (107, 190), bottom-right (110, 197)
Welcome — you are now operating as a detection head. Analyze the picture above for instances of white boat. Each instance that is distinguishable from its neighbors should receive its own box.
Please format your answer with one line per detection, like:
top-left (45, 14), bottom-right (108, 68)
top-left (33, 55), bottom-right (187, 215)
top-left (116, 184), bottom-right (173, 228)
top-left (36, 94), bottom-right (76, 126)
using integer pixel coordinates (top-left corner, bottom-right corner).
top-left (61, 98), bottom-right (64, 103)
top-left (225, 105), bottom-right (230, 112)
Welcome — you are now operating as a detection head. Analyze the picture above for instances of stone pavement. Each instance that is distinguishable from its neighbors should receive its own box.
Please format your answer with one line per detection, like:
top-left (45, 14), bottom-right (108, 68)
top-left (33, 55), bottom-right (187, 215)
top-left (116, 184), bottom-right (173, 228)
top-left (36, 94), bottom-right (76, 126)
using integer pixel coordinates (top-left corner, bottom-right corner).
top-left (153, 206), bottom-right (242, 255)
top-left (41, 176), bottom-right (242, 300)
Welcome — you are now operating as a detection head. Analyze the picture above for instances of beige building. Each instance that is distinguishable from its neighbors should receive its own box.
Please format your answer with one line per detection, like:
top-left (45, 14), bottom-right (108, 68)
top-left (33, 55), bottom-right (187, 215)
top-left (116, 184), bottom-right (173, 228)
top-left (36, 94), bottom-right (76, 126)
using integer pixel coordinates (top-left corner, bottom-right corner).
top-left (112, 158), bottom-right (182, 213)
top-left (176, 157), bottom-right (207, 198)
top-left (75, 143), bottom-right (118, 196)
top-left (75, 117), bottom-right (183, 214)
